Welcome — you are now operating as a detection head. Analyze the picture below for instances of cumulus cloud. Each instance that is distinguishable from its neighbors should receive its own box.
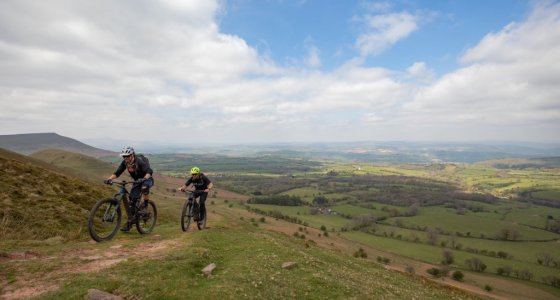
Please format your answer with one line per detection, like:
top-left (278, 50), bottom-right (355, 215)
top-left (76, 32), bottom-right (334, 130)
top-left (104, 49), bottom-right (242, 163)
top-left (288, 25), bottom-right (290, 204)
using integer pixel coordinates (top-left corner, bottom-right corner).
top-left (355, 12), bottom-right (419, 57)
top-left (399, 1), bottom-right (560, 141)
top-left (0, 0), bottom-right (558, 144)
top-left (406, 62), bottom-right (436, 83)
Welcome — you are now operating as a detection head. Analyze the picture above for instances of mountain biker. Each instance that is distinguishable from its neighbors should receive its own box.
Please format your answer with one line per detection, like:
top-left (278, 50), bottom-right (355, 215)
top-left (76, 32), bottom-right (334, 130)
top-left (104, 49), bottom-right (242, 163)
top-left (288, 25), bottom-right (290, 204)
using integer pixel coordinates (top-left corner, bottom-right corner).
top-left (105, 146), bottom-right (154, 232)
top-left (177, 167), bottom-right (213, 224)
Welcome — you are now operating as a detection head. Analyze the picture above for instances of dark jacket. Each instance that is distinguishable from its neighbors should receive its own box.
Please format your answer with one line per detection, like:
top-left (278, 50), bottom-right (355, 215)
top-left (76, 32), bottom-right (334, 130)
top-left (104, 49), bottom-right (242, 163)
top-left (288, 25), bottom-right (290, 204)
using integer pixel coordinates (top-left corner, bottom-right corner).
top-left (185, 173), bottom-right (212, 191)
top-left (113, 155), bottom-right (153, 180)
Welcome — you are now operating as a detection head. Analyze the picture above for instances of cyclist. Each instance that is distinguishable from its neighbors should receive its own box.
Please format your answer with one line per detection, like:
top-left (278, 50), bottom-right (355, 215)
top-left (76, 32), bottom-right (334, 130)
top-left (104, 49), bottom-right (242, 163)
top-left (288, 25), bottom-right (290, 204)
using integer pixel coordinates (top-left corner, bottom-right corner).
top-left (105, 146), bottom-right (154, 232)
top-left (177, 167), bottom-right (213, 224)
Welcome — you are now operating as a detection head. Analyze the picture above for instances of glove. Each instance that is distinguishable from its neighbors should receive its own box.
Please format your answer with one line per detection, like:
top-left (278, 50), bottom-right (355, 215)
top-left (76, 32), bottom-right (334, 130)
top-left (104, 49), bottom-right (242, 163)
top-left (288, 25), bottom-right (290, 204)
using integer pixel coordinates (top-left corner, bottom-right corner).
top-left (104, 179), bottom-right (113, 185)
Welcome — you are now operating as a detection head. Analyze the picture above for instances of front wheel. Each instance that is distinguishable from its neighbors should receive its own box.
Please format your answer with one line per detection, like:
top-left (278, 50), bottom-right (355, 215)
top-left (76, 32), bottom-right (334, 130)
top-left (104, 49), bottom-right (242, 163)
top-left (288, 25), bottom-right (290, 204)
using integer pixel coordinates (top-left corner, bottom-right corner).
top-left (136, 200), bottom-right (157, 234)
top-left (181, 201), bottom-right (193, 232)
top-left (88, 198), bottom-right (121, 242)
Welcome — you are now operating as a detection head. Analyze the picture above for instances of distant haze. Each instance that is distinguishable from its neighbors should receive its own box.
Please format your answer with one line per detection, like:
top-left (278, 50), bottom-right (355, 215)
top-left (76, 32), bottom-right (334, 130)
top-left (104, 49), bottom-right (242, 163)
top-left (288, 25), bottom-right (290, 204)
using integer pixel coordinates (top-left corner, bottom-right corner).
top-left (0, 1), bottom-right (559, 143)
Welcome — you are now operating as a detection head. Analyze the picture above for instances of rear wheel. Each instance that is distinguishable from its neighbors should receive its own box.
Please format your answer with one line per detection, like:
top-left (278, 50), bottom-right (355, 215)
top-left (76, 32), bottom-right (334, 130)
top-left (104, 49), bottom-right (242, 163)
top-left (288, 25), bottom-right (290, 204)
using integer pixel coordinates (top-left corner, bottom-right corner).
top-left (181, 201), bottom-right (193, 232)
top-left (136, 200), bottom-right (157, 234)
top-left (88, 198), bottom-right (121, 242)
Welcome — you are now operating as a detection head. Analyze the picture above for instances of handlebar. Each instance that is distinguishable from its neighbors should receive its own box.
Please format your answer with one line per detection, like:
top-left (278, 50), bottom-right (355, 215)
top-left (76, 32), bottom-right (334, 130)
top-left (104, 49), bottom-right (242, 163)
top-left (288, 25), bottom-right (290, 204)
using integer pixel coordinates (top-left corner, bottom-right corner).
top-left (104, 180), bottom-right (142, 186)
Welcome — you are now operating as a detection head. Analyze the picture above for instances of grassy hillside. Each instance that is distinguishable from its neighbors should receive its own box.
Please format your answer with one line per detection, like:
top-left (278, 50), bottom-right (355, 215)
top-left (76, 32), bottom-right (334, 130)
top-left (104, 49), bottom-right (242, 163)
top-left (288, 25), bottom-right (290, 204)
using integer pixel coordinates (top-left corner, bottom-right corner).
top-left (0, 148), bottom-right (485, 299)
top-left (1, 203), bottom-right (487, 300)
top-left (0, 148), bottom-right (113, 240)
top-left (30, 149), bottom-right (117, 182)
top-left (0, 132), bottom-right (115, 157)
top-left (3, 149), bottom-right (559, 299)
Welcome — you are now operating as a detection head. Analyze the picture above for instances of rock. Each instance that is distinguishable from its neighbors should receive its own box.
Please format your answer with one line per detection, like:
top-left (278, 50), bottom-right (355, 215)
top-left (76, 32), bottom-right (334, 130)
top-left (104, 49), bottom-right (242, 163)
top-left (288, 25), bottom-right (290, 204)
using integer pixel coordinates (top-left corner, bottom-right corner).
top-left (151, 234), bottom-right (162, 241)
top-left (87, 289), bottom-right (123, 300)
top-left (282, 262), bottom-right (297, 269)
top-left (202, 263), bottom-right (216, 276)
top-left (109, 245), bottom-right (123, 249)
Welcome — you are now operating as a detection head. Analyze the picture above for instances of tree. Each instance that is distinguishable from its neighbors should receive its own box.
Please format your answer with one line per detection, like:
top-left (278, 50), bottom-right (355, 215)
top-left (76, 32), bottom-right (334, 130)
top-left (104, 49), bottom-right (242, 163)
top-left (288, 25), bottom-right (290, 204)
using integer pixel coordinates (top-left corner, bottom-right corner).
top-left (351, 214), bottom-right (377, 231)
top-left (496, 265), bottom-right (512, 276)
top-left (452, 271), bottom-right (464, 281)
top-left (426, 228), bottom-right (439, 245)
top-left (312, 196), bottom-right (329, 206)
top-left (442, 250), bottom-right (454, 265)
top-left (536, 252), bottom-right (555, 266)
top-left (495, 228), bottom-right (520, 241)
top-left (465, 257), bottom-right (487, 272)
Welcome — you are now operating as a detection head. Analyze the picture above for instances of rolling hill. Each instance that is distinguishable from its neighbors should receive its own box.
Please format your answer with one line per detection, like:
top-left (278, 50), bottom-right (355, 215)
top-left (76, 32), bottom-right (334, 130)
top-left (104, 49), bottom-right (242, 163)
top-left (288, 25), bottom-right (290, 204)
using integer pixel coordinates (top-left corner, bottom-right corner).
top-left (2, 148), bottom-right (559, 299)
top-left (30, 149), bottom-right (117, 183)
top-left (0, 132), bottom-right (116, 157)
top-left (0, 148), bottom-right (112, 240)
top-left (0, 148), bottom-right (486, 300)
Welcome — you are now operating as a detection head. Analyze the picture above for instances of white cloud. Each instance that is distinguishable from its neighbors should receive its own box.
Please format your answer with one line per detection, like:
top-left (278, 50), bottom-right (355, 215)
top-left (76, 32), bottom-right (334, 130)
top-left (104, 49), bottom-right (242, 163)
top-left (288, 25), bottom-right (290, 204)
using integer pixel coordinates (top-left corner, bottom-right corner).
top-left (402, 1), bottom-right (560, 140)
top-left (406, 62), bottom-right (436, 83)
top-left (355, 12), bottom-right (419, 57)
top-left (0, 0), bottom-right (558, 144)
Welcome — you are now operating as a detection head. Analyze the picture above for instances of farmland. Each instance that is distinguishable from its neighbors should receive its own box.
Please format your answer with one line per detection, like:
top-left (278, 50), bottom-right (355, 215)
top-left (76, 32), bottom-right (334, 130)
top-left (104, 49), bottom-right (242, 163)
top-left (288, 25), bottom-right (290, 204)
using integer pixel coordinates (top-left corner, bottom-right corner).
top-left (149, 153), bottom-right (560, 294)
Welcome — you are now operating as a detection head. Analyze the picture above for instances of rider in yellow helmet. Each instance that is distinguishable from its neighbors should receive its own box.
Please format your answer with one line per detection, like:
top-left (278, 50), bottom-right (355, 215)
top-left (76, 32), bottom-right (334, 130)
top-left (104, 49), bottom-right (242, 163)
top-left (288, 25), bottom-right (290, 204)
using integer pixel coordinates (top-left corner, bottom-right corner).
top-left (177, 166), bottom-right (213, 224)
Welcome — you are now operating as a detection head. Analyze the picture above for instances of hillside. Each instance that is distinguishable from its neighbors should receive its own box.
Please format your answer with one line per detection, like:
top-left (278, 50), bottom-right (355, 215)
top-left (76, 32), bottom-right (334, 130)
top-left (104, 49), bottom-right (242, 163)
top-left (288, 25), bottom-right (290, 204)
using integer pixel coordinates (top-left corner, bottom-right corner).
top-left (0, 201), bottom-right (485, 300)
top-left (2, 148), bottom-right (559, 299)
top-left (0, 148), bottom-right (485, 300)
top-left (0, 133), bottom-right (115, 157)
top-left (0, 148), bottom-right (112, 240)
top-left (30, 149), bottom-right (117, 183)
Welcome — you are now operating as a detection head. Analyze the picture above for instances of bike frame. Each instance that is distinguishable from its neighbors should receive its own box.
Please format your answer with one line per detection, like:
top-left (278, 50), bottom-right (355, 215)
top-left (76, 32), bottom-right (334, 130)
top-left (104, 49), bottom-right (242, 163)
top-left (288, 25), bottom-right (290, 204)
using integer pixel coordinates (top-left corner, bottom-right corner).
top-left (89, 180), bottom-right (157, 242)
top-left (108, 181), bottom-right (142, 221)
top-left (181, 190), bottom-right (206, 231)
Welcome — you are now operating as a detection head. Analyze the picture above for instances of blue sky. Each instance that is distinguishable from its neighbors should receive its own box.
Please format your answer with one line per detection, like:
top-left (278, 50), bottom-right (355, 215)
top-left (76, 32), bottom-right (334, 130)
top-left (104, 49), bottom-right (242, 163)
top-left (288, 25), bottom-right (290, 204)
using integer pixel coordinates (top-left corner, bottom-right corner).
top-left (219, 0), bottom-right (529, 73)
top-left (0, 0), bottom-right (559, 147)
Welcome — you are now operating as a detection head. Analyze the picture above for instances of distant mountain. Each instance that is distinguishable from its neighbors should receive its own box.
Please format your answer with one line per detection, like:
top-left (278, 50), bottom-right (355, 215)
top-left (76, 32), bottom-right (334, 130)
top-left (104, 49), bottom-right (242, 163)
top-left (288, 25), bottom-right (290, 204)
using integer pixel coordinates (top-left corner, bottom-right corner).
top-left (0, 132), bottom-right (116, 158)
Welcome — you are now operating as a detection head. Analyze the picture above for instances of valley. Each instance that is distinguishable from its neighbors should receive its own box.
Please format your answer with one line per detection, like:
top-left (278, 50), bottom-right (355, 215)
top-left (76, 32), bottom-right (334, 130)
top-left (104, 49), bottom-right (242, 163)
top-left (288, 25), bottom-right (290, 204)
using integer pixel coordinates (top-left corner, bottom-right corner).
top-left (1, 145), bottom-right (560, 299)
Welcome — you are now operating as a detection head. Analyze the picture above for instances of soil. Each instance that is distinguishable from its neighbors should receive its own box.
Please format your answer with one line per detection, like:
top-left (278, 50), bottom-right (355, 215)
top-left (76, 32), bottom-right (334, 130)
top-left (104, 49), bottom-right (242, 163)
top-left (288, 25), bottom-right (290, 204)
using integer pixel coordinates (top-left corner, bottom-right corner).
top-left (0, 238), bottom-right (181, 300)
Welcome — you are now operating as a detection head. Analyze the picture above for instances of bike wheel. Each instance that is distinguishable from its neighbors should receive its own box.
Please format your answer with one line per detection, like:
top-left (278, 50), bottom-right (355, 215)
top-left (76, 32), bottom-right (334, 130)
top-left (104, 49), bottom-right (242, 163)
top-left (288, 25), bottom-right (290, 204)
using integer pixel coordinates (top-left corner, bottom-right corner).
top-left (181, 201), bottom-right (193, 232)
top-left (88, 198), bottom-right (121, 242)
top-left (136, 200), bottom-right (157, 234)
top-left (197, 208), bottom-right (206, 230)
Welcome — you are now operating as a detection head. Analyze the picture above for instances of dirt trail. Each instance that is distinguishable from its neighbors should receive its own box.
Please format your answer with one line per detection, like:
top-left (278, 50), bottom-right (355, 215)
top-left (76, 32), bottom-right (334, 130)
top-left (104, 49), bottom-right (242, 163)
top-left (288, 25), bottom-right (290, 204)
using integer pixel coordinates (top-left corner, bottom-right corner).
top-left (0, 236), bottom-right (183, 300)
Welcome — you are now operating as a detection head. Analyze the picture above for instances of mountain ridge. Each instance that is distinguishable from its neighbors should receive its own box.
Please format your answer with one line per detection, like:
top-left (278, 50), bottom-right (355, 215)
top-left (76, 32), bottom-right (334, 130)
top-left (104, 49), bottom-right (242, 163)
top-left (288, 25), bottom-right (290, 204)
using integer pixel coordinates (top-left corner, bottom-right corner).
top-left (0, 132), bottom-right (116, 158)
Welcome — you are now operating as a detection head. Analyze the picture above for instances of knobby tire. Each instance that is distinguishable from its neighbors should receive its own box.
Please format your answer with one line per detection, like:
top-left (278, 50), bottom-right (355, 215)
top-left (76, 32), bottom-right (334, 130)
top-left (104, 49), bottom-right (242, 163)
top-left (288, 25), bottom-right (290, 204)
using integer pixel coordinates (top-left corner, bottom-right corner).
top-left (88, 198), bottom-right (121, 242)
top-left (181, 201), bottom-right (192, 232)
top-left (136, 200), bottom-right (157, 234)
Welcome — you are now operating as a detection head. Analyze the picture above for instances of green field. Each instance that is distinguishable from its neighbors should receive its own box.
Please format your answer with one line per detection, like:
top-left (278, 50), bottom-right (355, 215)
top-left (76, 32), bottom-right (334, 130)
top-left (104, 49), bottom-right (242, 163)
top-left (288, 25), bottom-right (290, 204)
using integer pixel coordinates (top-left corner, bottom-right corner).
top-left (214, 158), bottom-right (560, 291)
top-left (6, 148), bottom-right (560, 299)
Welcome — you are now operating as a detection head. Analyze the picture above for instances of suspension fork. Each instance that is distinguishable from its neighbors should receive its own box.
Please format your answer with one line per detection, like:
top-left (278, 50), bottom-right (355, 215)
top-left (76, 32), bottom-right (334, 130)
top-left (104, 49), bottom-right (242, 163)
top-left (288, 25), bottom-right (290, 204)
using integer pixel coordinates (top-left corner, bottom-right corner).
top-left (118, 190), bottom-right (135, 220)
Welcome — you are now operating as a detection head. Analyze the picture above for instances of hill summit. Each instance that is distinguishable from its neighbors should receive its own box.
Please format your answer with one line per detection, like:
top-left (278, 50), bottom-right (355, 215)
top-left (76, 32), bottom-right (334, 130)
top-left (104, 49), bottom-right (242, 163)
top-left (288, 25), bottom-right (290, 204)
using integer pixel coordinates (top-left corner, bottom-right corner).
top-left (0, 132), bottom-right (115, 158)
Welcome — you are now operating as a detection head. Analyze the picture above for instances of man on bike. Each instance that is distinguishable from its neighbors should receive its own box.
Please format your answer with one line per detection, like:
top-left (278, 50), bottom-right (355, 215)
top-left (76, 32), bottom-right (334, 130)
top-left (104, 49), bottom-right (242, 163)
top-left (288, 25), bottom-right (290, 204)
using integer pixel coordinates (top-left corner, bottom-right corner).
top-left (105, 146), bottom-right (154, 232)
top-left (177, 167), bottom-right (213, 224)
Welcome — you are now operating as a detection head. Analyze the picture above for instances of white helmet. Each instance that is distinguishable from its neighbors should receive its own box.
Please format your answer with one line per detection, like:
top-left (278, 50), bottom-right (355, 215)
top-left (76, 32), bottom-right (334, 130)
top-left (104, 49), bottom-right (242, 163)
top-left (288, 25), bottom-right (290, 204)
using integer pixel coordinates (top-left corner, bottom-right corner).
top-left (120, 146), bottom-right (135, 157)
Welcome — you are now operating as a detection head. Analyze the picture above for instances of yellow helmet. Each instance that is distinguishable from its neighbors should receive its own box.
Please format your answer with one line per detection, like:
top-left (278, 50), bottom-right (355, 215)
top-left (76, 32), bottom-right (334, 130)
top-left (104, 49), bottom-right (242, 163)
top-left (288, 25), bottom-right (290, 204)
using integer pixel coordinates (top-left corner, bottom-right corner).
top-left (190, 166), bottom-right (200, 175)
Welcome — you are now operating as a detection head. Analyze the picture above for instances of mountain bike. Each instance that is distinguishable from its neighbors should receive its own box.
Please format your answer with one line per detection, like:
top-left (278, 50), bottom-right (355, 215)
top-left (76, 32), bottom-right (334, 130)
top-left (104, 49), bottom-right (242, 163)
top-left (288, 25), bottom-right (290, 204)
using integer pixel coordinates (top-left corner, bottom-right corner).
top-left (181, 190), bottom-right (206, 231)
top-left (88, 180), bottom-right (157, 242)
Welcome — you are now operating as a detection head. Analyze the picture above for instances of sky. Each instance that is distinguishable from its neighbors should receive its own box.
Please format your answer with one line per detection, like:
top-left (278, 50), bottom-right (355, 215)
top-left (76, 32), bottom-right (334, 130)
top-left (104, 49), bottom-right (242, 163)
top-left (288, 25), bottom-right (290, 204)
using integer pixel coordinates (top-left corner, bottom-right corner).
top-left (0, 0), bottom-right (559, 147)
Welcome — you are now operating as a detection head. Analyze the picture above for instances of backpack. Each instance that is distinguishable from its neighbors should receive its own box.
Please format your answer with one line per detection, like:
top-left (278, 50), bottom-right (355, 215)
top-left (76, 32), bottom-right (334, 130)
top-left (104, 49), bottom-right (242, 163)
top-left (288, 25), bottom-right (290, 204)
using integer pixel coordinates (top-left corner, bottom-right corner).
top-left (136, 154), bottom-right (150, 166)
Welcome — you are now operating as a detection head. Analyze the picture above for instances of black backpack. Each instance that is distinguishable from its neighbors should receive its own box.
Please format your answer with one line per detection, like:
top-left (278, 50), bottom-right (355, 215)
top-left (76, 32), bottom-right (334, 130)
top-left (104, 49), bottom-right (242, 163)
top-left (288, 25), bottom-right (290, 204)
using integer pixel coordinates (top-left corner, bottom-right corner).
top-left (136, 154), bottom-right (150, 166)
